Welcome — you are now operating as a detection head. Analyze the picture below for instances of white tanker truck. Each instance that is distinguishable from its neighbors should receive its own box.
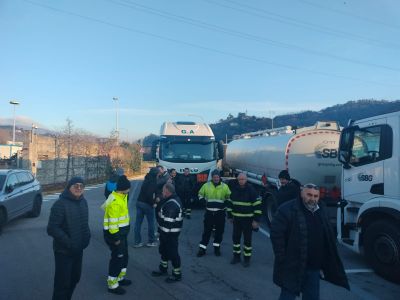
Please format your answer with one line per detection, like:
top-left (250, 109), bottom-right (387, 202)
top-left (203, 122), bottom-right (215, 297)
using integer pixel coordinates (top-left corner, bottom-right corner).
top-left (225, 121), bottom-right (342, 225)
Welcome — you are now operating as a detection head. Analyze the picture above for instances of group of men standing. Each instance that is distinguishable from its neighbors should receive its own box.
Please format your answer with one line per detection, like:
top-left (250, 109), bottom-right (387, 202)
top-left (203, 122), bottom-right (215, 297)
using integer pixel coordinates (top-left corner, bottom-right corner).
top-left (46, 166), bottom-right (350, 300)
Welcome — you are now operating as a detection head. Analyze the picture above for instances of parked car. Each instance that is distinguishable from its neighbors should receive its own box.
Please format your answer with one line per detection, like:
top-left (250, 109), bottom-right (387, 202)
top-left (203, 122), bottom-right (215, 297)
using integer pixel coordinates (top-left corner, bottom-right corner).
top-left (0, 169), bottom-right (42, 232)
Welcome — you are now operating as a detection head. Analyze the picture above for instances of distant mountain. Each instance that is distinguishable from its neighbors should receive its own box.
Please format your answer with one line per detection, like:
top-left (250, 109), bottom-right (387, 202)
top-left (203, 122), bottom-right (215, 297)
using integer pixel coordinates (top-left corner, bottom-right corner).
top-left (210, 99), bottom-right (400, 142)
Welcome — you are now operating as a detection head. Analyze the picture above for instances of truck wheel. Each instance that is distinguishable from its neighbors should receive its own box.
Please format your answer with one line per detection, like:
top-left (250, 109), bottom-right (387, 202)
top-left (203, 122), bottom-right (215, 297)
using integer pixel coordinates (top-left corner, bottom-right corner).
top-left (0, 208), bottom-right (7, 233)
top-left (28, 195), bottom-right (42, 218)
top-left (265, 193), bottom-right (278, 227)
top-left (364, 220), bottom-right (400, 284)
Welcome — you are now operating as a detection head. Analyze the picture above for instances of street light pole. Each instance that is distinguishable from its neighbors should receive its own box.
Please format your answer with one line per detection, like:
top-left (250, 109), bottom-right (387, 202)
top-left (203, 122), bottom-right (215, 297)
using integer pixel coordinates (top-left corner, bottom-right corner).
top-left (113, 97), bottom-right (119, 145)
top-left (9, 100), bottom-right (20, 144)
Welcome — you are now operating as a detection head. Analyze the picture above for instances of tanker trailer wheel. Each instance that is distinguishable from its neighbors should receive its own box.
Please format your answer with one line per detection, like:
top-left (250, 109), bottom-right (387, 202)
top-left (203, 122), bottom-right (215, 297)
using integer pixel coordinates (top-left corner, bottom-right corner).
top-left (364, 220), bottom-right (400, 284)
top-left (265, 191), bottom-right (278, 227)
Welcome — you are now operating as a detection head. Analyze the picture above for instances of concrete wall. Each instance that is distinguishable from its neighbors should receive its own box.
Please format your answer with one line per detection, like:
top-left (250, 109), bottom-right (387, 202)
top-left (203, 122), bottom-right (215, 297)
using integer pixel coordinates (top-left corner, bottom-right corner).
top-left (35, 155), bottom-right (110, 185)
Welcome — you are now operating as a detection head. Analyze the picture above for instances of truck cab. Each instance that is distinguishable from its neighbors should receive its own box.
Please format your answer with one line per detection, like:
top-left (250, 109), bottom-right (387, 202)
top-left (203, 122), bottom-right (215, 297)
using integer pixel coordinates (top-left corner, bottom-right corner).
top-left (338, 111), bottom-right (400, 283)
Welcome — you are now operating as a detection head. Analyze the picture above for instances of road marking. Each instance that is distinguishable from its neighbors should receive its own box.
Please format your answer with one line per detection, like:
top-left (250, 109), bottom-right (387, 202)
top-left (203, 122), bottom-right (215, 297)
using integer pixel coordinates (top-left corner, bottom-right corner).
top-left (345, 268), bottom-right (373, 274)
top-left (258, 226), bottom-right (271, 238)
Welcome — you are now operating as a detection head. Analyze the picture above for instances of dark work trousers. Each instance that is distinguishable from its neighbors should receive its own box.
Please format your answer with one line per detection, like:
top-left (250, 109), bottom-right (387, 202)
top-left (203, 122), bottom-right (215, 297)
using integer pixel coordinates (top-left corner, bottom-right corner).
top-left (232, 217), bottom-right (253, 259)
top-left (200, 210), bottom-right (226, 249)
top-left (52, 251), bottom-right (83, 300)
top-left (106, 234), bottom-right (129, 278)
top-left (159, 232), bottom-right (181, 277)
top-left (182, 196), bottom-right (192, 216)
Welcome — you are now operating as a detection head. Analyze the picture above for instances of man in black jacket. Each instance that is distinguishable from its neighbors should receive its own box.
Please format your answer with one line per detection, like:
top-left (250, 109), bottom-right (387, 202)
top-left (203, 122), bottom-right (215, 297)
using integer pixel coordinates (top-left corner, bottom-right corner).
top-left (227, 173), bottom-right (262, 267)
top-left (47, 177), bottom-right (91, 300)
top-left (176, 167), bottom-right (195, 219)
top-left (270, 183), bottom-right (349, 300)
top-left (151, 183), bottom-right (184, 283)
top-left (133, 168), bottom-right (158, 247)
top-left (276, 170), bottom-right (301, 208)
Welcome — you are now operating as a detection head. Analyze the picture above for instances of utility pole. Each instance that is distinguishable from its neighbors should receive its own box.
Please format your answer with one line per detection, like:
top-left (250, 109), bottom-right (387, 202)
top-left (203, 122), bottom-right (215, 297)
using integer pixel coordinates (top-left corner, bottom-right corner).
top-left (113, 97), bottom-right (119, 145)
top-left (9, 100), bottom-right (20, 144)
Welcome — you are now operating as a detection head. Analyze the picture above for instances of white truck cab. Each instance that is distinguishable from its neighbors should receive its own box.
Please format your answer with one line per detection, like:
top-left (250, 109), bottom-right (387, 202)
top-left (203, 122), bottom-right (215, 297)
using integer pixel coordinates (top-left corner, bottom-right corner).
top-left (338, 111), bottom-right (400, 283)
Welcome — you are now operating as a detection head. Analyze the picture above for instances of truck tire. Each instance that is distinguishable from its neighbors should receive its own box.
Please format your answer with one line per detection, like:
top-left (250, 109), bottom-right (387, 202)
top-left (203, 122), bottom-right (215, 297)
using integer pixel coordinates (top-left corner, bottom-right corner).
top-left (364, 220), bottom-right (400, 284)
top-left (0, 208), bottom-right (7, 233)
top-left (265, 192), bottom-right (278, 227)
top-left (27, 195), bottom-right (42, 218)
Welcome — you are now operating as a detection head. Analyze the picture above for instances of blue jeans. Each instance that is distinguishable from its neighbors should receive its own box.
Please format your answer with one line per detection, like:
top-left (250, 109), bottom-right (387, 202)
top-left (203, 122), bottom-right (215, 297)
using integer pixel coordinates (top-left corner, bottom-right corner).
top-left (134, 202), bottom-right (156, 244)
top-left (279, 270), bottom-right (320, 300)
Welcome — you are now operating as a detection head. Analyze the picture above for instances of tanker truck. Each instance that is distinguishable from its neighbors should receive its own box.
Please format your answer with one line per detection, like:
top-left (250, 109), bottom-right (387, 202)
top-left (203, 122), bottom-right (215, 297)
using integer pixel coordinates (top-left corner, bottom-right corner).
top-left (225, 121), bottom-right (342, 225)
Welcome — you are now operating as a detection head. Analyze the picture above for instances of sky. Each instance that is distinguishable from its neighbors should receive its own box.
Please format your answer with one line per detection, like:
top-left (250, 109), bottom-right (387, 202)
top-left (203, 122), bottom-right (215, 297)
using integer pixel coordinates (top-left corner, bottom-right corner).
top-left (1, 0), bottom-right (400, 141)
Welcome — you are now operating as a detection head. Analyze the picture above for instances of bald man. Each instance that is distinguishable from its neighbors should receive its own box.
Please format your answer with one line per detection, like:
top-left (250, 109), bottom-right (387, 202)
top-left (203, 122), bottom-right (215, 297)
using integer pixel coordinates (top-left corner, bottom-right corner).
top-left (227, 173), bottom-right (262, 267)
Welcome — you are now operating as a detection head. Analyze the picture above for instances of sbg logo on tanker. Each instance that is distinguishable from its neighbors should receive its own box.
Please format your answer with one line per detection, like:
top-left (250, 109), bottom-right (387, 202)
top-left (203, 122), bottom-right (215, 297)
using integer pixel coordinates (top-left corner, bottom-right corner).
top-left (314, 143), bottom-right (338, 159)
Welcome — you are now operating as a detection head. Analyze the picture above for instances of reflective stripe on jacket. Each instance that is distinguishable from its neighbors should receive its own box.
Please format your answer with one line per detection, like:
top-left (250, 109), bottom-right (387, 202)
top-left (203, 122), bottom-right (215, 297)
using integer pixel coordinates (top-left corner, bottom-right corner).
top-left (227, 182), bottom-right (262, 221)
top-left (198, 181), bottom-right (231, 211)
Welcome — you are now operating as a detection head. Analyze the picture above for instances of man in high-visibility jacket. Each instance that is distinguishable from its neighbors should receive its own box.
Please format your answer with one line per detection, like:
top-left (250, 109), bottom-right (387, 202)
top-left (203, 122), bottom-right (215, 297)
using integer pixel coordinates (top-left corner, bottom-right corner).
top-left (227, 173), bottom-right (262, 267)
top-left (102, 175), bottom-right (131, 295)
top-left (197, 169), bottom-right (231, 257)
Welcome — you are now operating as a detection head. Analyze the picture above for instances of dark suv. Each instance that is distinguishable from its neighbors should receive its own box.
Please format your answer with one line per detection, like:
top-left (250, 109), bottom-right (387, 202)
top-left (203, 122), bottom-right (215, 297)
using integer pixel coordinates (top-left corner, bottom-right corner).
top-left (0, 169), bottom-right (42, 231)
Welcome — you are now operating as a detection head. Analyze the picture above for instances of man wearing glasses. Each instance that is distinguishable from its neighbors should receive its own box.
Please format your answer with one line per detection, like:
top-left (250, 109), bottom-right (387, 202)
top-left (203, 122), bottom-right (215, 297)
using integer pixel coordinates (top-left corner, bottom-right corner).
top-left (270, 183), bottom-right (349, 300)
top-left (47, 177), bottom-right (91, 300)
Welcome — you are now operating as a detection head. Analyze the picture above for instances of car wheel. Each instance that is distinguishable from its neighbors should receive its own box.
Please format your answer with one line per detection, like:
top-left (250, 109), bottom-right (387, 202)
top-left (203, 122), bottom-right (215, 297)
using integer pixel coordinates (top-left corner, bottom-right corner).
top-left (28, 195), bottom-right (42, 218)
top-left (0, 208), bottom-right (7, 233)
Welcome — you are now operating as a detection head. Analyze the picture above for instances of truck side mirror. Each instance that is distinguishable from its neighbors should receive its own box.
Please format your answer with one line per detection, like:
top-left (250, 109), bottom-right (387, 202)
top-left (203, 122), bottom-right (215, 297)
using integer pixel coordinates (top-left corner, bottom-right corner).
top-left (217, 141), bottom-right (225, 160)
top-left (339, 150), bottom-right (351, 169)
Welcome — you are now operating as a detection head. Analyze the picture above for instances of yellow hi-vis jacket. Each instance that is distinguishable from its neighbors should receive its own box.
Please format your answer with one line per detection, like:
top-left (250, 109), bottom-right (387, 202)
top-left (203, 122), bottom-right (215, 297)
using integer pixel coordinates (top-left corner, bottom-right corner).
top-left (102, 191), bottom-right (130, 237)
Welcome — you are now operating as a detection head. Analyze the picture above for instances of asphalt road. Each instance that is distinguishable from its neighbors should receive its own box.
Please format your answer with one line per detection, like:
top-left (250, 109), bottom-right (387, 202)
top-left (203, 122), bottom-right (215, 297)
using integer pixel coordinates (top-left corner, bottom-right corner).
top-left (0, 179), bottom-right (398, 300)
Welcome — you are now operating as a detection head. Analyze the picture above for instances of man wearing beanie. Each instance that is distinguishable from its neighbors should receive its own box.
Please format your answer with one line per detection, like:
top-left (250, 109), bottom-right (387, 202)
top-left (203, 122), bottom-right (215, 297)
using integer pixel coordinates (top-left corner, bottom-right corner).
top-left (197, 169), bottom-right (231, 257)
top-left (277, 170), bottom-right (301, 207)
top-left (47, 177), bottom-right (91, 300)
top-left (102, 175), bottom-right (132, 295)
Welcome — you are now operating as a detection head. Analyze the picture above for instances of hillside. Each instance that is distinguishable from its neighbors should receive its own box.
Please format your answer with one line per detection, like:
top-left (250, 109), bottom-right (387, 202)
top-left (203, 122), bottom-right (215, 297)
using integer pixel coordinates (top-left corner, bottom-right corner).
top-left (210, 99), bottom-right (400, 142)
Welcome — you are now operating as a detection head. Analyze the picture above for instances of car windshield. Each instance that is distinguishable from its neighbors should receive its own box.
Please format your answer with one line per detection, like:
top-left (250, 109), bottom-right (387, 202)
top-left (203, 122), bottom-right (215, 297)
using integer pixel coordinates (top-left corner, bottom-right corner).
top-left (0, 175), bottom-right (6, 190)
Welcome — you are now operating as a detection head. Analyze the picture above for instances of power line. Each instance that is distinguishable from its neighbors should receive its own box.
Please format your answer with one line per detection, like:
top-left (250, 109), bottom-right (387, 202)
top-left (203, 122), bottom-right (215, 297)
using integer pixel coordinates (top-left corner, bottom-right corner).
top-left (200, 0), bottom-right (400, 51)
top-left (108, 0), bottom-right (400, 72)
top-left (21, 0), bottom-right (400, 88)
top-left (297, 0), bottom-right (400, 31)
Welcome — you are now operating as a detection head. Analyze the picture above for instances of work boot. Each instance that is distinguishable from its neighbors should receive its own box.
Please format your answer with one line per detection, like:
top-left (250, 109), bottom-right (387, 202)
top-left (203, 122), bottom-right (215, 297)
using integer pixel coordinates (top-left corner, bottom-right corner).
top-left (230, 255), bottom-right (241, 265)
top-left (242, 257), bottom-right (250, 268)
top-left (165, 275), bottom-right (182, 283)
top-left (197, 248), bottom-right (206, 257)
top-left (214, 247), bottom-right (221, 257)
top-left (108, 286), bottom-right (126, 295)
top-left (151, 270), bottom-right (168, 277)
top-left (118, 279), bottom-right (132, 286)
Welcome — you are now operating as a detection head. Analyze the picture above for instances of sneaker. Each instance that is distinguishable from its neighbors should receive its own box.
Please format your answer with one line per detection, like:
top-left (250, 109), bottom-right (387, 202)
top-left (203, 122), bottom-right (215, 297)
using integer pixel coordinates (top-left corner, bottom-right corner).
top-left (165, 275), bottom-right (182, 283)
top-left (146, 242), bottom-right (158, 247)
top-left (108, 286), bottom-right (126, 295)
top-left (118, 279), bottom-right (132, 286)
top-left (230, 256), bottom-right (241, 265)
top-left (214, 247), bottom-right (221, 257)
top-left (196, 248), bottom-right (206, 257)
top-left (151, 270), bottom-right (168, 277)
top-left (133, 243), bottom-right (143, 248)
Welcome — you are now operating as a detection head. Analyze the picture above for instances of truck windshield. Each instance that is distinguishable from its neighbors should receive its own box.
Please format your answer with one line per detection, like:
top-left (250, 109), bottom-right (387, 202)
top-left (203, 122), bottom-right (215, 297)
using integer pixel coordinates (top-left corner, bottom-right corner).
top-left (160, 141), bottom-right (216, 163)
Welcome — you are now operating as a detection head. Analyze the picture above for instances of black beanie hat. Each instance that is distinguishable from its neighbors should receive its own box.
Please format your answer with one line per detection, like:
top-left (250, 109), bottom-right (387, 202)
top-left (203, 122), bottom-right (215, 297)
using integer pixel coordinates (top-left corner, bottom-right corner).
top-left (211, 169), bottom-right (221, 177)
top-left (117, 175), bottom-right (131, 191)
top-left (67, 177), bottom-right (85, 189)
top-left (278, 170), bottom-right (290, 180)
